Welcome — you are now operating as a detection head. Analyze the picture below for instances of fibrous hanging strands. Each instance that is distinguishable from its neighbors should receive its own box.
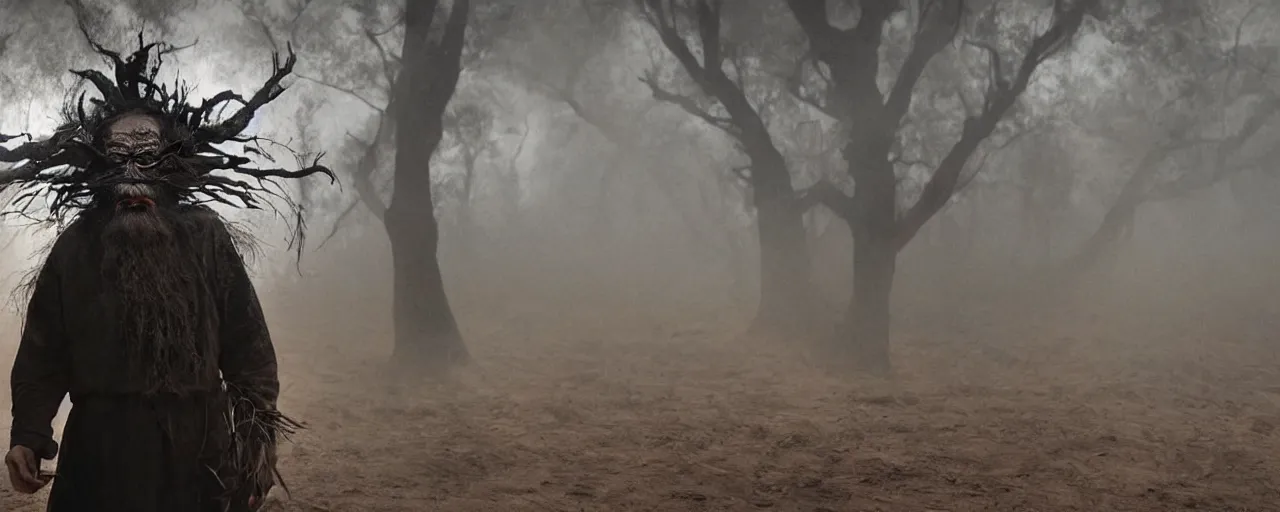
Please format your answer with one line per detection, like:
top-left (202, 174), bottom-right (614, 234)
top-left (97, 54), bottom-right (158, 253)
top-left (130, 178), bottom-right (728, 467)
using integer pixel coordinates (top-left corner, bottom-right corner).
top-left (0, 31), bottom-right (335, 224)
top-left (219, 382), bottom-right (305, 503)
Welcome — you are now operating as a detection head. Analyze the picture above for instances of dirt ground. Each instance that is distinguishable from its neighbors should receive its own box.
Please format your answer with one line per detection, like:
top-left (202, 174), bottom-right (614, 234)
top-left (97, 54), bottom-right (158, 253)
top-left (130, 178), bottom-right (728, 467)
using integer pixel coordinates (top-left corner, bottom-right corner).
top-left (2, 271), bottom-right (1280, 511)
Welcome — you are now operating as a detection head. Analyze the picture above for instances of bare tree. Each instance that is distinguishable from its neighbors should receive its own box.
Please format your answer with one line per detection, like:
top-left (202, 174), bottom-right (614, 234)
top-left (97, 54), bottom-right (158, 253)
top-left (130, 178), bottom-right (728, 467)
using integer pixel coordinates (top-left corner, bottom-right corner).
top-left (788, 0), bottom-right (1100, 372)
top-left (372, 0), bottom-right (472, 369)
top-left (1064, 1), bottom-right (1280, 274)
top-left (293, 0), bottom-right (476, 370)
top-left (634, 0), bottom-right (816, 335)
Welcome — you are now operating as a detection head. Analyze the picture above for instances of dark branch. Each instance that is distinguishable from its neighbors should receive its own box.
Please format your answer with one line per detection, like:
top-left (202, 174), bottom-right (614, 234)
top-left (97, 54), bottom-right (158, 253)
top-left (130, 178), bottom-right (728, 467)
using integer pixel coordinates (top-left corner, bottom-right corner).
top-left (956, 121), bottom-right (1041, 193)
top-left (2, 30), bottom-right (334, 264)
top-left (316, 194), bottom-right (363, 250)
top-left (638, 72), bottom-right (738, 136)
top-left (364, 28), bottom-right (401, 89)
top-left (797, 179), bottom-right (854, 219)
top-left (636, 0), bottom-right (781, 163)
top-left (884, 0), bottom-right (963, 126)
top-left (346, 129), bottom-right (390, 220)
top-left (197, 45), bottom-right (298, 144)
top-left (894, 0), bottom-right (1097, 251)
top-left (1144, 95), bottom-right (1280, 202)
top-left (295, 74), bottom-right (384, 112)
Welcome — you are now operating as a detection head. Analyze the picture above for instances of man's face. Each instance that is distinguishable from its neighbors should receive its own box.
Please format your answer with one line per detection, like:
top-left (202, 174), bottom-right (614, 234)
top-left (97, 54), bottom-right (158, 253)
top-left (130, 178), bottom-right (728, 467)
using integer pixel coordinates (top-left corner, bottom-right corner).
top-left (95, 114), bottom-right (202, 390)
top-left (102, 114), bottom-right (168, 213)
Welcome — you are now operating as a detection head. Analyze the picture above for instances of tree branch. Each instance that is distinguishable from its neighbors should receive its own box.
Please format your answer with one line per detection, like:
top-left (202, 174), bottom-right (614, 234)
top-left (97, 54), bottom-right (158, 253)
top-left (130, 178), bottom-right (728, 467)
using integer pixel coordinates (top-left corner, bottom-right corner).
top-left (308, 3), bottom-right (403, 244)
top-left (786, 0), bottom-right (897, 122)
top-left (364, 27), bottom-right (401, 89)
top-left (696, 0), bottom-right (724, 71)
top-left (638, 71), bottom-right (739, 136)
top-left (1144, 143), bottom-right (1280, 202)
top-left (634, 0), bottom-right (738, 131)
top-left (636, 0), bottom-right (782, 167)
top-left (295, 73), bottom-right (384, 112)
top-left (796, 180), bottom-right (854, 219)
top-left (884, 0), bottom-right (963, 126)
top-left (955, 121), bottom-right (1041, 193)
top-left (422, 0), bottom-right (469, 125)
top-left (1144, 95), bottom-right (1280, 202)
top-left (285, 0), bottom-right (316, 43)
top-left (315, 193), bottom-right (363, 250)
top-left (346, 130), bottom-right (389, 220)
top-left (894, 0), bottom-right (1097, 251)
top-left (238, 0), bottom-right (280, 53)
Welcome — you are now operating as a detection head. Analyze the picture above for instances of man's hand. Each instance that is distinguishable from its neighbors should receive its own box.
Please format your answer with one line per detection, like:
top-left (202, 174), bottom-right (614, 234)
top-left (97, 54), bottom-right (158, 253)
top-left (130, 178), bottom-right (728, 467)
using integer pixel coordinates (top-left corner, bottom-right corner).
top-left (4, 445), bottom-right (50, 494)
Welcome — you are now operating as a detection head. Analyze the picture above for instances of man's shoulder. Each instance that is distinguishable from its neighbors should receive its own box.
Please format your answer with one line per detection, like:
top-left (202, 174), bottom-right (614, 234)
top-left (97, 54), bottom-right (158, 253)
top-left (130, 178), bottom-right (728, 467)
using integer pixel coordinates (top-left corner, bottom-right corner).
top-left (48, 214), bottom-right (98, 255)
top-left (179, 206), bottom-right (235, 240)
top-left (182, 205), bottom-right (224, 226)
top-left (179, 208), bottom-right (255, 264)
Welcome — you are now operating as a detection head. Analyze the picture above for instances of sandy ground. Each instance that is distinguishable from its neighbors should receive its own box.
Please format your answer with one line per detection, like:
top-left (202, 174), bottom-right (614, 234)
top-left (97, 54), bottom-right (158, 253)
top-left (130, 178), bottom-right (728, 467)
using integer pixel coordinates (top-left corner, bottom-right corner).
top-left (2, 274), bottom-right (1280, 511)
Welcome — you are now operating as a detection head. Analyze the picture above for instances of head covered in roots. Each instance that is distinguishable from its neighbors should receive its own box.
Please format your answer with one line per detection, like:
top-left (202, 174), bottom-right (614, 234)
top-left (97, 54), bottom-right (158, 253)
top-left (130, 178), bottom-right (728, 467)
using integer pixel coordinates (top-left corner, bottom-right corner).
top-left (0, 34), bottom-right (332, 400)
top-left (0, 33), bottom-right (334, 249)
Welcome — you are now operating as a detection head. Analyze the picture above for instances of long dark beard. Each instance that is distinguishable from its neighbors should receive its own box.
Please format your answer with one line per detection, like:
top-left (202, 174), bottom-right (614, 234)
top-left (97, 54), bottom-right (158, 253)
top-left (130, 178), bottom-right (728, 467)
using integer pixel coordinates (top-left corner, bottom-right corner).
top-left (100, 206), bottom-right (208, 395)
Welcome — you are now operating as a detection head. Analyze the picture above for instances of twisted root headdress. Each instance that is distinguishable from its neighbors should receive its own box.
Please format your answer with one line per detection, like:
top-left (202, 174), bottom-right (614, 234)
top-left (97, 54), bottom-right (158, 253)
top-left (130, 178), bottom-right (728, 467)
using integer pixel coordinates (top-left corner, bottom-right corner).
top-left (0, 34), bottom-right (334, 233)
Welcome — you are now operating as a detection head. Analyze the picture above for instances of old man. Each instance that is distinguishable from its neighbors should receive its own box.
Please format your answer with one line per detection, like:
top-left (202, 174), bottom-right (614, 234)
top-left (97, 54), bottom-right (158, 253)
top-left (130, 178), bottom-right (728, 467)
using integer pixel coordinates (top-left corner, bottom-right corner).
top-left (0, 37), bottom-right (330, 511)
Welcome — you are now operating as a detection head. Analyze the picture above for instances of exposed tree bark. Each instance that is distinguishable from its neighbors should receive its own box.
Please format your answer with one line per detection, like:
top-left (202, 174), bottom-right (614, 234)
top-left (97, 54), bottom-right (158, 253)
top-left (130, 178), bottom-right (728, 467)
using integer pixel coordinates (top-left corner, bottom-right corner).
top-left (308, 1), bottom-right (473, 368)
top-left (384, 0), bottom-right (471, 369)
top-left (637, 0), bottom-right (814, 335)
top-left (789, 0), bottom-right (1095, 372)
top-left (749, 153), bottom-right (813, 333)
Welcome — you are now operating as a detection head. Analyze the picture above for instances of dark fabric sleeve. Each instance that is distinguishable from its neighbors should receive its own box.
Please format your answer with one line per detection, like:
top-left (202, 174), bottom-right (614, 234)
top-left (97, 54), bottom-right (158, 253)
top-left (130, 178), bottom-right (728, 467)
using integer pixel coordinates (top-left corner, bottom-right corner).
top-left (210, 220), bottom-right (293, 502)
top-left (9, 260), bottom-right (69, 459)
top-left (214, 226), bottom-right (278, 408)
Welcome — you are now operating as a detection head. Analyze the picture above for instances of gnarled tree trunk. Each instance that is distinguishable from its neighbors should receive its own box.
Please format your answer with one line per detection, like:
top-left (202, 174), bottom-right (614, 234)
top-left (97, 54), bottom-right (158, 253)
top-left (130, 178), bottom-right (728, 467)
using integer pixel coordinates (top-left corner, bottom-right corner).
top-left (636, 0), bottom-right (815, 338)
top-left (847, 144), bottom-right (898, 373)
top-left (750, 155), bottom-right (812, 335)
top-left (385, 0), bottom-right (471, 369)
top-left (789, 0), bottom-right (1096, 373)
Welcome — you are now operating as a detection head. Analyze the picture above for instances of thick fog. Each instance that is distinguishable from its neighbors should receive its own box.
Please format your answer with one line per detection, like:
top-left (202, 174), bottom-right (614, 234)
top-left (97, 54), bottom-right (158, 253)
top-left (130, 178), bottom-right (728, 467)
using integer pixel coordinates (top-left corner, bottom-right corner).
top-left (4, 1), bottom-right (1280, 510)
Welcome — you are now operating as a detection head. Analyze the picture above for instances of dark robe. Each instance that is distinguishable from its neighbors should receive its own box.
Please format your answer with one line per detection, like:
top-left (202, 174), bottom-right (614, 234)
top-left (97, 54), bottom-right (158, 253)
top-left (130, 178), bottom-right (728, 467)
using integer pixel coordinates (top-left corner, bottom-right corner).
top-left (8, 208), bottom-right (281, 512)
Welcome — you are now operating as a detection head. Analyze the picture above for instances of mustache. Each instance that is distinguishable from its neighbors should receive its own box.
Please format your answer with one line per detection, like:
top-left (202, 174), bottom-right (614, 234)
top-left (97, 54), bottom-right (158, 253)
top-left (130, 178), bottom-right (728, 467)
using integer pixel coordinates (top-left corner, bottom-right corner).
top-left (113, 182), bottom-right (156, 196)
top-left (90, 163), bottom-right (196, 195)
top-left (91, 171), bottom-right (193, 212)
top-left (102, 201), bottom-right (177, 242)
top-left (113, 183), bottom-right (158, 210)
